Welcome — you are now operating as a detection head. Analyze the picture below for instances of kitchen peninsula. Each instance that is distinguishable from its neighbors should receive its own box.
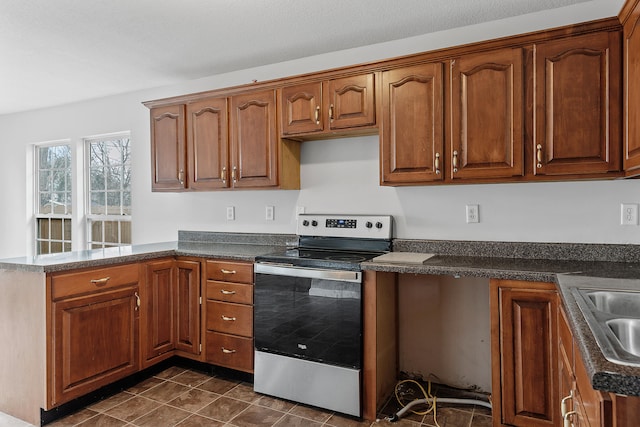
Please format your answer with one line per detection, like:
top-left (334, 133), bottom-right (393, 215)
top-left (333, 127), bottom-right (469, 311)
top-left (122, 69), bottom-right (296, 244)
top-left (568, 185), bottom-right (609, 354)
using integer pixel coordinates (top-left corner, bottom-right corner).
top-left (1, 232), bottom-right (640, 426)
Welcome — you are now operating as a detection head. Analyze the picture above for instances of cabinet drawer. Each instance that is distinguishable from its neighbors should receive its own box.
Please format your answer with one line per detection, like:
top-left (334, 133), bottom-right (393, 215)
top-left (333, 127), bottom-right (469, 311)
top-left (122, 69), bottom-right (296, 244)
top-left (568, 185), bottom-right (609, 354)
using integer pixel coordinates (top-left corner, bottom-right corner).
top-left (205, 331), bottom-right (253, 372)
top-left (51, 263), bottom-right (139, 300)
top-left (206, 300), bottom-right (253, 337)
top-left (206, 280), bottom-right (253, 304)
top-left (206, 260), bottom-right (253, 283)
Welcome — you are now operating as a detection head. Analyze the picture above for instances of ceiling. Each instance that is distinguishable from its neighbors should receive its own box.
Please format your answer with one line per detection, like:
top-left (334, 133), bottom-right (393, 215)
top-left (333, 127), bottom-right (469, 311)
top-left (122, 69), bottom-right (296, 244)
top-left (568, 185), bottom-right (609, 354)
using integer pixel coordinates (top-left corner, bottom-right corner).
top-left (0, 0), bottom-right (622, 116)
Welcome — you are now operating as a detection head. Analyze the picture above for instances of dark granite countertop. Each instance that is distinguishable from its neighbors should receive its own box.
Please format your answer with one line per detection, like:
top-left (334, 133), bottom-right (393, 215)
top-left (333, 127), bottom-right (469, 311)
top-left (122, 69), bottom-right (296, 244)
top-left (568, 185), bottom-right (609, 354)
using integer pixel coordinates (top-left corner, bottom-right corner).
top-left (2, 233), bottom-right (640, 397)
top-left (363, 247), bottom-right (640, 397)
top-left (0, 240), bottom-right (289, 273)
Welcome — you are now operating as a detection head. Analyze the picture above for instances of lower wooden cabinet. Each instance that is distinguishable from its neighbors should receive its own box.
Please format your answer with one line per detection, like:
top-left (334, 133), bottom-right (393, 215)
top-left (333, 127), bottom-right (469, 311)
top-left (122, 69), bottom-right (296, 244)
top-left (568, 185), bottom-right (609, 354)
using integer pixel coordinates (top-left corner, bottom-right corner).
top-left (204, 260), bottom-right (254, 373)
top-left (559, 303), bottom-right (614, 427)
top-left (142, 258), bottom-right (201, 367)
top-left (490, 279), bottom-right (559, 427)
top-left (49, 264), bottom-right (140, 407)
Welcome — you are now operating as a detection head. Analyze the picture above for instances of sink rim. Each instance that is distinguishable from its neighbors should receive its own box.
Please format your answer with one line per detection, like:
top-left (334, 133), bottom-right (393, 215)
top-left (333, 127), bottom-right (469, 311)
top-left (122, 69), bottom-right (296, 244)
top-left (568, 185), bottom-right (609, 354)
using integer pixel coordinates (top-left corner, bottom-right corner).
top-left (571, 287), bottom-right (640, 367)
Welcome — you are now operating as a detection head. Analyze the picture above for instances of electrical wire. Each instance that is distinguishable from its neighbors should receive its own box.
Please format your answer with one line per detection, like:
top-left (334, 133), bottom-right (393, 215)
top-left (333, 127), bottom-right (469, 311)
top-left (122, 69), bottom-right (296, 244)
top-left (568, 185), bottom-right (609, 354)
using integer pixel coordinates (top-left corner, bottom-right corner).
top-left (385, 379), bottom-right (492, 425)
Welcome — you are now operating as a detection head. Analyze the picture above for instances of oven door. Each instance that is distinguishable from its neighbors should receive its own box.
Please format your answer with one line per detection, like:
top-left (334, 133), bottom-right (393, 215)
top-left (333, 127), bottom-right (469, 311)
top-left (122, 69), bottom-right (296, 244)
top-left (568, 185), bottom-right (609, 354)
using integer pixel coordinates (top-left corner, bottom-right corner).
top-left (253, 263), bottom-right (362, 368)
top-left (253, 262), bottom-right (363, 416)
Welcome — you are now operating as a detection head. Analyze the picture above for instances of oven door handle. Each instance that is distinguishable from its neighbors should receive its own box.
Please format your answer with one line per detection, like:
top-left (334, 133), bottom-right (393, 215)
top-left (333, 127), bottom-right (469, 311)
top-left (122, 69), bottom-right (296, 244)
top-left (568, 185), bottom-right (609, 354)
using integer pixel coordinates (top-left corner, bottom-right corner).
top-left (254, 263), bottom-right (361, 283)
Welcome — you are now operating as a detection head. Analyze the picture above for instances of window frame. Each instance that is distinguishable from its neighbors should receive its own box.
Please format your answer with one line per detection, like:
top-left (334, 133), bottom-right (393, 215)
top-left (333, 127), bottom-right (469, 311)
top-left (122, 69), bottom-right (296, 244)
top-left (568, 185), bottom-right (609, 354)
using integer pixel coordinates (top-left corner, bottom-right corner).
top-left (33, 141), bottom-right (73, 255)
top-left (84, 132), bottom-right (132, 249)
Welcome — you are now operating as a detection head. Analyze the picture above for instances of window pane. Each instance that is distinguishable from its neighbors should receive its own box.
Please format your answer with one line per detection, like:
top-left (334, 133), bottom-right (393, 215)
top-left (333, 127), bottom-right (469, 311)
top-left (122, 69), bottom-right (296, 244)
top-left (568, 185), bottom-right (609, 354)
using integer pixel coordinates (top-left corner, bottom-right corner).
top-left (63, 219), bottom-right (71, 240)
top-left (86, 134), bottom-right (131, 248)
top-left (50, 219), bottom-right (62, 240)
top-left (120, 221), bottom-right (131, 244)
top-left (38, 218), bottom-right (50, 240)
top-left (104, 221), bottom-right (119, 244)
top-left (90, 192), bottom-right (106, 214)
top-left (38, 240), bottom-right (49, 255)
top-left (91, 221), bottom-right (103, 242)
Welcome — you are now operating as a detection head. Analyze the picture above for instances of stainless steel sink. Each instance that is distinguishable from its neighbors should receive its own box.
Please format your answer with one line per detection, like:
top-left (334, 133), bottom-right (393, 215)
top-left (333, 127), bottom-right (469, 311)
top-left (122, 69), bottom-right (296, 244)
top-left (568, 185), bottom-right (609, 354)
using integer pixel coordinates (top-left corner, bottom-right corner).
top-left (572, 288), bottom-right (640, 366)
top-left (607, 318), bottom-right (640, 357)
top-left (587, 291), bottom-right (640, 317)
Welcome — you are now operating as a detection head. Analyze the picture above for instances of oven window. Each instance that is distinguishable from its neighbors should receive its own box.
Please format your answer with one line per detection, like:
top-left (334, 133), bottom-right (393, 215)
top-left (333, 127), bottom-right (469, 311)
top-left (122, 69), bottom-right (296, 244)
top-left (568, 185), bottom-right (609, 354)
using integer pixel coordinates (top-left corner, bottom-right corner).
top-left (254, 273), bottom-right (362, 369)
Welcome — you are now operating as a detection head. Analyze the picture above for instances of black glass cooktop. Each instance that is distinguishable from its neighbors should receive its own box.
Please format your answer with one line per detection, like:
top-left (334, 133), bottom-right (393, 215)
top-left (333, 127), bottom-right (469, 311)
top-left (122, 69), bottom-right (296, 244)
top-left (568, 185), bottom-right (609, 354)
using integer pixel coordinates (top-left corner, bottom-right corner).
top-left (256, 248), bottom-right (383, 271)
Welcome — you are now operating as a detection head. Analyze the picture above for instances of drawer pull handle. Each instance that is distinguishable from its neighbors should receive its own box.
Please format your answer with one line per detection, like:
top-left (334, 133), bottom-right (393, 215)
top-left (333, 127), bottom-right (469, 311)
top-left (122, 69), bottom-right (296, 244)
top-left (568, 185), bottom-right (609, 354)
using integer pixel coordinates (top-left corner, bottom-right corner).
top-left (221, 315), bottom-right (236, 321)
top-left (90, 277), bottom-right (110, 286)
top-left (220, 269), bottom-right (236, 275)
top-left (221, 347), bottom-right (236, 354)
top-left (220, 289), bottom-right (236, 295)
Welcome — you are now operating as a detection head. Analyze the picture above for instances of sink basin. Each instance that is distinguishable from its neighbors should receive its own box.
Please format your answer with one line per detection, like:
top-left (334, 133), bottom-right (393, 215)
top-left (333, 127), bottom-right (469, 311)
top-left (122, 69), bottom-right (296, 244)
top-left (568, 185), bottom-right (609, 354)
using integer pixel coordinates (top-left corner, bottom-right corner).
top-left (572, 288), bottom-right (640, 366)
top-left (587, 291), bottom-right (640, 317)
top-left (607, 318), bottom-right (640, 357)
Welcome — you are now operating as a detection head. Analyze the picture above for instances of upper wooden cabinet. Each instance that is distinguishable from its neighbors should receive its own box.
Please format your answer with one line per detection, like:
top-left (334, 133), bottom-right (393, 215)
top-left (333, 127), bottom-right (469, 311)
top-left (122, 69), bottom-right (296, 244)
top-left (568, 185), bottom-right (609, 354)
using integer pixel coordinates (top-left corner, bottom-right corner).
top-left (450, 47), bottom-right (525, 180)
top-left (280, 74), bottom-right (376, 138)
top-left (150, 105), bottom-right (186, 191)
top-left (149, 91), bottom-right (299, 191)
top-left (230, 90), bottom-right (279, 188)
top-left (146, 19), bottom-right (624, 189)
top-left (534, 31), bottom-right (622, 177)
top-left (380, 63), bottom-right (444, 185)
top-left (623, 2), bottom-right (640, 176)
top-left (186, 97), bottom-right (229, 190)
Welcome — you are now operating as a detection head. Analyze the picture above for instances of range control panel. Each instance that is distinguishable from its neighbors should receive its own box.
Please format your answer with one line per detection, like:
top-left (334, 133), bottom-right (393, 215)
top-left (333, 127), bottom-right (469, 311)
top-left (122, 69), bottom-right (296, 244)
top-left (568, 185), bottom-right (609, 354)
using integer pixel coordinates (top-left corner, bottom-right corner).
top-left (297, 214), bottom-right (393, 239)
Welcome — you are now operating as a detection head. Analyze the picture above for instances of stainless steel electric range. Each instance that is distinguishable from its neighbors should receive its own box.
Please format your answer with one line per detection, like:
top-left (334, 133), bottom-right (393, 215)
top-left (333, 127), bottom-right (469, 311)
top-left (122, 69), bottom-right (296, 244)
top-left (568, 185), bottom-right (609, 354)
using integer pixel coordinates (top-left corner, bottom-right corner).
top-left (253, 214), bottom-right (393, 417)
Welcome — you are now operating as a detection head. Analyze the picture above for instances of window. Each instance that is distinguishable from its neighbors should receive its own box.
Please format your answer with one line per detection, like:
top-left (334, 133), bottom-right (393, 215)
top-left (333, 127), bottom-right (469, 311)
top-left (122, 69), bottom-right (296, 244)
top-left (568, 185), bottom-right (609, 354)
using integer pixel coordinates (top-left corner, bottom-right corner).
top-left (86, 133), bottom-right (132, 249)
top-left (35, 143), bottom-right (72, 254)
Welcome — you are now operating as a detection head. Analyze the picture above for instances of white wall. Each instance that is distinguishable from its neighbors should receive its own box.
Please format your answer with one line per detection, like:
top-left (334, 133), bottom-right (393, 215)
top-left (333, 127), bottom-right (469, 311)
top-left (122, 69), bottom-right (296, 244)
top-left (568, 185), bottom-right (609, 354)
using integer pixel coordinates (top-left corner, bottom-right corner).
top-left (0, 0), bottom-right (635, 259)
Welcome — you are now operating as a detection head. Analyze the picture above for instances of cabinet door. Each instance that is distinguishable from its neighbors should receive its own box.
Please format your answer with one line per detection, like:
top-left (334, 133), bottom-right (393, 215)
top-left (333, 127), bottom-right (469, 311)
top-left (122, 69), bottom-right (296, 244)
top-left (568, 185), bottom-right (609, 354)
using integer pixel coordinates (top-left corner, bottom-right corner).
top-left (142, 260), bottom-right (175, 366)
top-left (175, 260), bottom-right (201, 355)
top-left (150, 105), bottom-right (186, 191)
top-left (491, 280), bottom-right (558, 427)
top-left (51, 287), bottom-right (139, 405)
top-left (186, 98), bottom-right (229, 189)
top-left (230, 90), bottom-right (278, 188)
top-left (327, 73), bottom-right (376, 130)
top-left (381, 63), bottom-right (444, 184)
top-left (450, 48), bottom-right (524, 180)
top-left (281, 82), bottom-right (323, 135)
top-left (535, 31), bottom-right (621, 176)
top-left (624, 9), bottom-right (640, 175)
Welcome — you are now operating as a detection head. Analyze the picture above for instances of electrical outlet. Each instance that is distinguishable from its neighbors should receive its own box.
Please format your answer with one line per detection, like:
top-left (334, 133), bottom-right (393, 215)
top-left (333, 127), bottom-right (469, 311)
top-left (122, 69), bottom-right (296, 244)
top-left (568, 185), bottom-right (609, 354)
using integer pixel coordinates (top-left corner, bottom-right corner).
top-left (226, 206), bottom-right (235, 221)
top-left (621, 203), bottom-right (638, 225)
top-left (466, 204), bottom-right (479, 223)
top-left (266, 205), bottom-right (274, 221)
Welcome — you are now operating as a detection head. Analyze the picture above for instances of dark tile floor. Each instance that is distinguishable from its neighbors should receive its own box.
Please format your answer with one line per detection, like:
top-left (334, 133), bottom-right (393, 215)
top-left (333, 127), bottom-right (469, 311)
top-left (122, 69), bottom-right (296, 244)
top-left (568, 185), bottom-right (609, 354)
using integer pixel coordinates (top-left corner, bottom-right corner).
top-left (40, 366), bottom-right (491, 427)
